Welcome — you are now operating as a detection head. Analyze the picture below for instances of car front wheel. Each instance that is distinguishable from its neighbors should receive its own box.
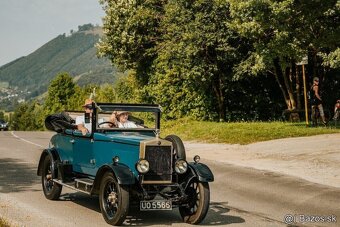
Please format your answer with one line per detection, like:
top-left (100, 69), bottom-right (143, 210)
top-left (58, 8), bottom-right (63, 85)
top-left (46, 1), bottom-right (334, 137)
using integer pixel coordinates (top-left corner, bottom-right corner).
top-left (41, 155), bottom-right (62, 200)
top-left (179, 179), bottom-right (210, 224)
top-left (99, 172), bottom-right (129, 226)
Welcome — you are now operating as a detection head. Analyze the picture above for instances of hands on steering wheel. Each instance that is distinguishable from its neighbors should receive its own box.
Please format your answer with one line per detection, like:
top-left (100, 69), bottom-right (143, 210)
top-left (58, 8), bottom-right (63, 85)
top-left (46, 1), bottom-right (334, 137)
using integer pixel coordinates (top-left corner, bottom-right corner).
top-left (98, 121), bottom-right (117, 128)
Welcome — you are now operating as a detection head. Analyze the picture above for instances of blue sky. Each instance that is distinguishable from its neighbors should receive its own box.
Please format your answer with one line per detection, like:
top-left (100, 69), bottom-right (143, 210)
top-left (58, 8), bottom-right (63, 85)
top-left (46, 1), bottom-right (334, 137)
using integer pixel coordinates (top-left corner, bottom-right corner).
top-left (0, 0), bottom-right (104, 67)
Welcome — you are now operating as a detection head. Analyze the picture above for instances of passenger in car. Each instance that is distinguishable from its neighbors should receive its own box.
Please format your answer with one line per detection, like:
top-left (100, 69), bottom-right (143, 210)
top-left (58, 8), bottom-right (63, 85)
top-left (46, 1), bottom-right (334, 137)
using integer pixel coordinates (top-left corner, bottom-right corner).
top-left (76, 99), bottom-right (104, 135)
top-left (109, 111), bottom-right (139, 128)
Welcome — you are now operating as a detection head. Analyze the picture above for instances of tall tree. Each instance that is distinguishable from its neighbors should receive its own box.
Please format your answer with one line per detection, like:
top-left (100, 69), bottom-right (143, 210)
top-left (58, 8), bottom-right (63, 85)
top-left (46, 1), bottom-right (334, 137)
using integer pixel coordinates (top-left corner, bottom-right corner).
top-left (97, 0), bottom-right (164, 85)
top-left (149, 0), bottom-right (245, 120)
top-left (228, 0), bottom-right (339, 110)
top-left (11, 102), bottom-right (43, 131)
top-left (44, 72), bottom-right (76, 114)
top-left (98, 0), bottom-right (246, 120)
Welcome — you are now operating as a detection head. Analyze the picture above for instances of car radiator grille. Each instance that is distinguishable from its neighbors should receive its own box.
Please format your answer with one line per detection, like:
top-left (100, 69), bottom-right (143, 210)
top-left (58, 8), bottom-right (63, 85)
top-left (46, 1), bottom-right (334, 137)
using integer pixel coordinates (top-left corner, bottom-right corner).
top-left (142, 145), bottom-right (172, 184)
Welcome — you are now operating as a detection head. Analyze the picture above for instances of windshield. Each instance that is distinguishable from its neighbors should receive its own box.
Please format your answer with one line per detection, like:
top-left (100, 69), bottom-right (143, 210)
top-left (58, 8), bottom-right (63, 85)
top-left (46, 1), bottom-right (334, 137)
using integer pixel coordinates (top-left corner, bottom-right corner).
top-left (95, 103), bottom-right (161, 131)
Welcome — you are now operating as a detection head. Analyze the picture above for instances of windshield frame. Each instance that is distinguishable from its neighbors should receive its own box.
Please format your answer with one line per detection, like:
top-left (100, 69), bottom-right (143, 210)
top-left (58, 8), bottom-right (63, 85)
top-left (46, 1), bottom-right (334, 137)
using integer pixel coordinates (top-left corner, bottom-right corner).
top-left (93, 103), bottom-right (161, 133)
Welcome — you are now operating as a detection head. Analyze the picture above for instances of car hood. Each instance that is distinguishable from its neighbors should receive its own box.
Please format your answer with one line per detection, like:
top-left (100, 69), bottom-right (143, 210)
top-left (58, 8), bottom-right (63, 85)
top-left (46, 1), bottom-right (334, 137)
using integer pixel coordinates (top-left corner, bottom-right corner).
top-left (94, 132), bottom-right (155, 145)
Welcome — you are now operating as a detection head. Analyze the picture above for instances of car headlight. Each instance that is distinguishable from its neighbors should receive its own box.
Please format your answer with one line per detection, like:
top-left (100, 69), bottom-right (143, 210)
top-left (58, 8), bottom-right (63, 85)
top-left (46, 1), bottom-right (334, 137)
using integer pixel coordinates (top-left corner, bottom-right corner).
top-left (136, 159), bottom-right (149, 174)
top-left (175, 159), bottom-right (188, 174)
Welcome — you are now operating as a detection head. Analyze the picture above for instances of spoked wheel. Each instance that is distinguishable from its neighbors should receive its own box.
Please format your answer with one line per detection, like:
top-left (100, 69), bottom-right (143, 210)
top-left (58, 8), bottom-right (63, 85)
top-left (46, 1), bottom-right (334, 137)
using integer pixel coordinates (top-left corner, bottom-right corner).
top-left (41, 155), bottom-right (62, 200)
top-left (99, 172), bottom-right (129, 226)
top-left (179, 179), bottom-right (210, 224)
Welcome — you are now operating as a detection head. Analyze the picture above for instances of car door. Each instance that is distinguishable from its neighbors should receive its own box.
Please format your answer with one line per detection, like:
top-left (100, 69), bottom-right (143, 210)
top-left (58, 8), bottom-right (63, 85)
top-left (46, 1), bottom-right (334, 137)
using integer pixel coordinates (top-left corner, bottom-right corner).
top-left (56, 129), bottom-right (75, 163)
top-left (72, 131), bottom-right (96, 176)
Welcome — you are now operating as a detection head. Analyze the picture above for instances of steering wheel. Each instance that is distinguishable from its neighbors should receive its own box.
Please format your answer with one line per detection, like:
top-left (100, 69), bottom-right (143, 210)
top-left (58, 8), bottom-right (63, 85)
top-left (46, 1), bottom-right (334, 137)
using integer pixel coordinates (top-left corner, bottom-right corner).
top-left (98, 121), bottom-right (116, 127)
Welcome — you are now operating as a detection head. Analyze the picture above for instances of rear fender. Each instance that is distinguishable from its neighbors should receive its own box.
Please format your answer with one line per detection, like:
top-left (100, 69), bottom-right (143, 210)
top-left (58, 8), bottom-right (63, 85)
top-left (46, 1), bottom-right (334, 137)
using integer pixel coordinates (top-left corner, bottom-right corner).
top-left (37, 148), bottom-right (60, 178)
top-left (187, 162), bottom-right (214, 182)
top-left (91, 163), bottom-right (135, 195)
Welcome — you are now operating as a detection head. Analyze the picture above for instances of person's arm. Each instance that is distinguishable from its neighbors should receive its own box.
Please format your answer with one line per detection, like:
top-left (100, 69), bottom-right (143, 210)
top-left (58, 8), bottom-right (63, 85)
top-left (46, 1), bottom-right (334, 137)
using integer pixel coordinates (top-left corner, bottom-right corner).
top-left (313, 86), bottom-right (322, 101)
top-left (335, 102), bottom-right (340, 112)
top-left (75, 116), bottom-right (88, 135)
top-left (77, 124), bottom-right (88, 135)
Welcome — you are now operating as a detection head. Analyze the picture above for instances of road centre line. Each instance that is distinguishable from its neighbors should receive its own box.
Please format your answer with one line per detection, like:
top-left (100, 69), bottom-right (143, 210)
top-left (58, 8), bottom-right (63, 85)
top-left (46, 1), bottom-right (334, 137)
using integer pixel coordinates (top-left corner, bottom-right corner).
top-left (10, 131), bottom-right (45, 148)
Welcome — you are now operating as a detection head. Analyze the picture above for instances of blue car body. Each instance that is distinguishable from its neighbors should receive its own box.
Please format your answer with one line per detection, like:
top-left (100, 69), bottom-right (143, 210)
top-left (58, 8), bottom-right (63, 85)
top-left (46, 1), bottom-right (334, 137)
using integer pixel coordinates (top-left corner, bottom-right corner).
top-left (50, 130), bottom-right (153, 177)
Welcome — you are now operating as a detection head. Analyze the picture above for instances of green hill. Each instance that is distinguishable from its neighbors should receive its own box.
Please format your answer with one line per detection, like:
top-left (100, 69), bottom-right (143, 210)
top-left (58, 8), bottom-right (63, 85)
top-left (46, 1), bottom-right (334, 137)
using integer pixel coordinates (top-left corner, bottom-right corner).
top-left (0, 24), bottom-right (117, 99)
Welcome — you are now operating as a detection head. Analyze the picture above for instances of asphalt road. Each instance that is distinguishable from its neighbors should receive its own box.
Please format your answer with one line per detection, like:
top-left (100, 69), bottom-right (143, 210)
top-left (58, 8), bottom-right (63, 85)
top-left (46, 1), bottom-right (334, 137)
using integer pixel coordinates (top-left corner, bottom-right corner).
top-left (0, 131), bottom-right (339, 227)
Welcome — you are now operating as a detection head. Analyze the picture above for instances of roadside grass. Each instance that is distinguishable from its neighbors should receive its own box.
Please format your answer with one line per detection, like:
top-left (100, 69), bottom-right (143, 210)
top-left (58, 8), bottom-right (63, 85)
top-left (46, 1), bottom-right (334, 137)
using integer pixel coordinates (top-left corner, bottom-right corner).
top-left (161, 119), bottom-right (340, 144)
top-left (0, 217), bottom-right (11, 227)
top-left (0, 82), bottom-right (9, 89)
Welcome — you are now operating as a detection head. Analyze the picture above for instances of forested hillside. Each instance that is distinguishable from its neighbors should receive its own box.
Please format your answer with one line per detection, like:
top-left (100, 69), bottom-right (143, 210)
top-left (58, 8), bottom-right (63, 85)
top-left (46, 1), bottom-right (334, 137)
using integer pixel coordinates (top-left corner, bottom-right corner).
top-left (0, 24), bottom-right (117, 99)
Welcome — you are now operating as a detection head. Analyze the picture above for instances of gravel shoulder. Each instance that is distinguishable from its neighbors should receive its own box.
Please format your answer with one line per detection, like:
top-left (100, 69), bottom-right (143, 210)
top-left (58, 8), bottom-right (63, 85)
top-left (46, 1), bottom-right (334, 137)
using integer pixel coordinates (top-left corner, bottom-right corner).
top-left (185, 133), bottom-right (340, 189)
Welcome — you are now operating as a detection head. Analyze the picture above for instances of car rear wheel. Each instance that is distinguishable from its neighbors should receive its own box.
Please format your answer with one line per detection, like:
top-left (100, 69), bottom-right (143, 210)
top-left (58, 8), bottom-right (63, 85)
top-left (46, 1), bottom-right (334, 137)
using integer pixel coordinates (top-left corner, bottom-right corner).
top-left (179, 179), bottom-right (210, 224)
top-left (41, 155), bottom-right (62, 200)
top-left (99, 172), bottom-right (129, 226)
top-left (165, 134), bottom-right (186, 160)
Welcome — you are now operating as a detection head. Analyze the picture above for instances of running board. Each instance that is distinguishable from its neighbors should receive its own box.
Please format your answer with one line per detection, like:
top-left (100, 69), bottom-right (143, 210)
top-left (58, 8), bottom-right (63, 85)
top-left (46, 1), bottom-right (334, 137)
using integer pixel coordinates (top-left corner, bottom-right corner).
top-left (75, 178), bottom-right (94, 193)
top-left (53, 179), bottom-right (92, 195)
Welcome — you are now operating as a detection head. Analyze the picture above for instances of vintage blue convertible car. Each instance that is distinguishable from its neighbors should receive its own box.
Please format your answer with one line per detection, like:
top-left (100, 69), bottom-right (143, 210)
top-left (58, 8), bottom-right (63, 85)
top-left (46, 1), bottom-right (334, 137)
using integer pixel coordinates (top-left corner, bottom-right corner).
top-left (37, 102), bottom-right (214, 225)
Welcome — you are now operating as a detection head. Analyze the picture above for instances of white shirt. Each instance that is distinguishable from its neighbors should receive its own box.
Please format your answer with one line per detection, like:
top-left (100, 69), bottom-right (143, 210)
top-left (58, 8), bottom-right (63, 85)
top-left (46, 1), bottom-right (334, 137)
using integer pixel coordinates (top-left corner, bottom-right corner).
top-left (117, 120), bottom-right (138, 128)
top-left (75, 115), bottom-right (104, 133)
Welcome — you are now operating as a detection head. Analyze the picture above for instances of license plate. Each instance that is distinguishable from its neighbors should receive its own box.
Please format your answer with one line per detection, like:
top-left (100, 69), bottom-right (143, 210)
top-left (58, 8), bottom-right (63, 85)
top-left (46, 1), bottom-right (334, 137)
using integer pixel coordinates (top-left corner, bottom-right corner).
top-left (140, 200), bottom-right (172, 211)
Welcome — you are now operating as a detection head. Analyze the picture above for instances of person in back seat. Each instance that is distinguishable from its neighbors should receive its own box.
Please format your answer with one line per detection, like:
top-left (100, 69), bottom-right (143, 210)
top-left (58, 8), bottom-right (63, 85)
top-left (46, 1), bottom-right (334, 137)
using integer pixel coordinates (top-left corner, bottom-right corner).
top-left (76, 99), bottom-right (104, 135)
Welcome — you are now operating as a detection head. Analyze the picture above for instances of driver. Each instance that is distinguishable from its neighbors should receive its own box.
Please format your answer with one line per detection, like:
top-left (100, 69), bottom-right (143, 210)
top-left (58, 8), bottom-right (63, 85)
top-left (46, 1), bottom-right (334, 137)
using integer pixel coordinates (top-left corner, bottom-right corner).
top-left (109, 111), bottom-right (139, 128)
top-left (76, 99), bottom-right (104, 135)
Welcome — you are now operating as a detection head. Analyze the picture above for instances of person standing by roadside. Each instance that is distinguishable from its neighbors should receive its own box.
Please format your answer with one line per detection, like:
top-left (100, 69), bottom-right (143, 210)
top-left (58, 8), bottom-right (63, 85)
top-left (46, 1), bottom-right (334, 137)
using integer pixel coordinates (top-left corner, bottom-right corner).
top-left (333, 100), bottom-right (340, 120)
top-left (310, 77), bottom-right (327, 126)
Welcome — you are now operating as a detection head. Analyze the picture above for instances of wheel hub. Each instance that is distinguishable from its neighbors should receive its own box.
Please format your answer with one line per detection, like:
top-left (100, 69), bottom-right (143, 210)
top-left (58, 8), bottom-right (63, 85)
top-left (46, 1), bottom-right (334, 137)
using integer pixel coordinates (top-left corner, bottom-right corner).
top-left (46, 174), bottom-right (52, 180)
top-left (108, 192), bottom-right (118, 205)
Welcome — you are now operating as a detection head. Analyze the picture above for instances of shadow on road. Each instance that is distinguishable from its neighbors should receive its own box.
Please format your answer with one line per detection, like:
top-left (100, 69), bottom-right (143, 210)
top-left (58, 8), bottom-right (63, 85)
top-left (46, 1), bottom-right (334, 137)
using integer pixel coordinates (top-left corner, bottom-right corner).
top-left (0, 158), bottom-right (40, 193)
top-left (59, 192), bottom-right (245, 226)
top-left (202, 202), bottom-right (245, 225)
top-left (60, 192), bottom-right (101, 213)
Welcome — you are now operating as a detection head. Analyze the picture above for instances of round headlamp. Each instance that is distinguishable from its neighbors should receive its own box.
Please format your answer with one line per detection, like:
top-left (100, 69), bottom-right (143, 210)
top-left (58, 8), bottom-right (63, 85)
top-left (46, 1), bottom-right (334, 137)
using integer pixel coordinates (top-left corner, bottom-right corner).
top-left (136, 159), bottom-right (149, 174)
top-left (175, 159), bottom-right (188, 174)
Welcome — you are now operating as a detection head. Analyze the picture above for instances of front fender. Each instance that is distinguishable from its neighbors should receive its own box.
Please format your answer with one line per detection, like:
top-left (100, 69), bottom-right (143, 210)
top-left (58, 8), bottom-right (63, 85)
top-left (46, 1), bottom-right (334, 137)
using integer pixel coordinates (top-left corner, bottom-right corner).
top-left (91, 163), bottom-right (135, 195)
top-left (37, 148), bottom-right (60, 178)
top-left (187, 162), bottom-right (214, 182)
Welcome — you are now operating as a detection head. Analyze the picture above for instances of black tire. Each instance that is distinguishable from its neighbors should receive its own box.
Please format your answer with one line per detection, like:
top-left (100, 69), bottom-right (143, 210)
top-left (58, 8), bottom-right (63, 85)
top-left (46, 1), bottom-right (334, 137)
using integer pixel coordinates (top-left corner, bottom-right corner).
top-left (179, 179), bottom-right (210, 224)
top-left (99, 172), bottom-right (129, 226)
top-left (41, 155), bottom-right (62, 200)
top-left (165, 134), bottom-right (186, 160)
